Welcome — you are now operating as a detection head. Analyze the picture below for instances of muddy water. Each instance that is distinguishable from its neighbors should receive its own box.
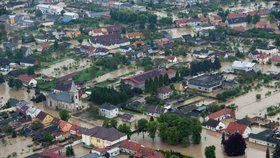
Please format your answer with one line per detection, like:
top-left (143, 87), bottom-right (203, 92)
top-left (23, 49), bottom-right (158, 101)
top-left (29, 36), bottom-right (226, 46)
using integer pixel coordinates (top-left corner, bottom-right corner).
top-left (130, 128), bottom-right (266, 158)
top-left (0, 136), bottom-right (35, 158)
top-left (94, 66), bottom-right (138, 83)
top-left (160, 27), bottom-right (195, 38)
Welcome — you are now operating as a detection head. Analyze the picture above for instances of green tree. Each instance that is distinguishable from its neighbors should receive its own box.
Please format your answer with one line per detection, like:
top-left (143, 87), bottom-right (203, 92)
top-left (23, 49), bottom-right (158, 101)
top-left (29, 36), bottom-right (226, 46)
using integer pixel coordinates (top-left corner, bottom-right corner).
top-left (267, 147), bottom-right (270, 158)
top-left (205, 145), bottom-right (216, 158)
top-left (35, 10), bottom-right (43, 17)
top-left (60, 10), bottom-right (65, 16)
top-left (147, 121), bottom-right (158, 141)
top-left (0, 74), bottom-right (5, 84)
top-left (8, 78), bottom-right (14, 88)
top-left (12, 130), bottom-right (17, 138)
top-left (102, 118), bottom-right (118, 128)
top-left (213, 57), bottom-right (221, 70)
top-left (223, 133), bottom-right (246, 156)
top-left (246, 15), bottom-right (252, 23)
top-left (13, 79), bottom-right (23, 90)
top-left (275, 37), bottom-right (280, 47)
top-left (256, 94), bottom-right (261, 100)
top-left (59, 109), bottom-right (70, 121)
top-left (44, 133), bottom-right (53, 144)
top-left (30, 120), bottom-right (44, 131)
top-left (163, 74), bottom-right (169, 85)
top-left (54, 40), bottom-right (59, 50)
top-left (252, 14), bottom-right (260, 24)
top-left (273, 143), bottom-right (280, 158)
top-left (137, 119), bottom-right (148, 138)
top-left (118, 124), bottom-right (132, 138)
top-left (66, 146), bottom-right (75, 156)
top-left (221, 132), bottom-right (226, 144)
top-left (27, 67), bottom-right (35, 75)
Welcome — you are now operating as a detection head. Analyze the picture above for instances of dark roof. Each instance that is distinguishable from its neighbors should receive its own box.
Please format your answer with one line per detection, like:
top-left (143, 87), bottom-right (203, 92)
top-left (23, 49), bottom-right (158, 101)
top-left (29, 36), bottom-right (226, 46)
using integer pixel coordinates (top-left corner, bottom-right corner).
top-left (47, 92), bottom-right (73, 103)
top-left (89, 34), bottom-right (129, 46)
top-left (99, 102), bottom-right (117, 110)
top-left (256, 46), bottom-right (276, 50)
top-left (236, 118), bottom-right (252, 126)
top-left (188, 74), bottom-right (223, 88)
top-left (0, 58), bottom-right (10, 66)
top-left (249, 129), bottom-right (280, 145)
top-left (158, 86), bottom-right (171, 94)
top-left (146, 106), bottom-right (165, 115)
top-left (54, 81), bottom-right (73, 92)
top-left (241, 70), bottom-right (257, 78)
top-left (205, 119), bottom-right (220, 128)
top-left (180, 104), bottom-right (197, 113)
top-left (20, 127), bottom-right (33, 136)
top-left (80, 126), bottom-right (126, 141)
top-left (36, 111), bottom-right (47, 121)
top-left (193, 50), bottom-right (209, 55)
top-left (22, 35), bottom-right (35, 43)
top-left (227, 17), bottom-right (247, 25)
top-left (25, 153), bottom-right (44, 158)
top-left (121, 113), bottom-right (133, 121)
top-left (8, 98), bottom-right (20, 107)
top-left (20, 57), bottom-right (37, 64)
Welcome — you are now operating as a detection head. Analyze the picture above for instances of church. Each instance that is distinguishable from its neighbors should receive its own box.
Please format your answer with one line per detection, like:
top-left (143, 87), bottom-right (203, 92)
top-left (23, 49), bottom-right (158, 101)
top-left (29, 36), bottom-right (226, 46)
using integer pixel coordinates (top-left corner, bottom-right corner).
top-left (46, 81), bottom-right (82, 111)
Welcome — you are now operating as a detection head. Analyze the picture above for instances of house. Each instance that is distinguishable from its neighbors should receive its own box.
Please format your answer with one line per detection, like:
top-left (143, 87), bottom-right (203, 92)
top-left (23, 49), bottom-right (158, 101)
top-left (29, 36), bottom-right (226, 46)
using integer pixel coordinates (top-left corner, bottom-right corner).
top-left (192, 50), bottom-right (209, 58)
top-left (127, 32), bottom-right (141, 39)
top-left (232, 61), bottom-right (257, 73)
top-left (63, 12), bottom-right (79, 19)
top-left (65, 30), bottom-right (81, 38)
top-left (272, 55), bottom-right (280, 63)
top-left (94, 47), bottom-right (109, 56)
top-left (35, 35), bottom-right (48, 43)
top-left (121, 114), bottom-right (135, 122)
top-left (81, 126), bottom-right (127, 148)
top-left (59, 120), bottom-right (72, 132)
top-left (89, 34), bottom-right (130, 50)
top-left (248, 50), bottom-right (260, 59)
top-left (20, 46), bottom-right (33, 57)
top-left (204, 119), bottom-right (225, 131)
top-left (188, 74), bottom-right (223, 93)
top-left (46, 81), bottom-right (81, 111)
top-left (22, 35), bottom-right (35, 44)
top-left (146, 106), bottom-right (165, 117)
top-left (249, 129), bottom-right (280, 148)
top-left (36, 111), bottom-right (54, 125)
top-left (256, 46), bottom-right (278, 55)
top-left (99, 102), bottom-right (118, 118)
top-left (80, 153), bottom-right (100, 158)
top-left (36, 4), bottom-right (64, 15)
top-left (165, 56), bottom-right (177, 63)
top-left (175, 18), bottom-right (201, 27)
top-left (256, 21), bottom-right (268, 28)
top-left (4, 42), bottom-right (17, 51)
top-left (157, 86), bottom-right (172, 100)
top-left (25, 107), bottom-right (41, 119)
top-left (225, 122), bottom-right (251, 138)
top-left (222, 79), bottom-right (239, 90)
top-left (205, 108), bottom-right (235, 121)
top-left (209, 15), bottom-right (222, 25)
top-left (259, 9), bottom-right (269, 18)
top-left (120, 140), bottom-right (164, 158)
top-left (18, 74), bottom-right (37, 87)
top-left (225, 14), bottom-right (247, 28)
top-left (5, 1), bottom-right (25, 10)
top-left (119, 46), bottom-right (132, 53)
top-left (124, 69), bottom-right (176, 89)
top-left (256, 54), bottom-right (269, 64)
top-left (20, 58), bottom-right (38, 67)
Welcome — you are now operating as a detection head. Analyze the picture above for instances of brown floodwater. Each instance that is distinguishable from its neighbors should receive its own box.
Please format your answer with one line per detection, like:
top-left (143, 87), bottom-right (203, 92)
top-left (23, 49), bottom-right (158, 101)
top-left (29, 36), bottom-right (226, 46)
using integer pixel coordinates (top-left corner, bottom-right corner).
top-left (130, 128), bottom-right (266, 158)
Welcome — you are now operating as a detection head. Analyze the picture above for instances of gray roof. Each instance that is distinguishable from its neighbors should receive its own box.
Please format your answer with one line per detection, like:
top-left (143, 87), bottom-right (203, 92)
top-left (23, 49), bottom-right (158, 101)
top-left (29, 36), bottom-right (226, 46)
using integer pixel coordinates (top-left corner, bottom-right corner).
top-left (249, 129), bottom-right (280, 145)
top-left (99, 102), bottom-right (117, 110)
top-left (81, 126), bottom-right (126, 141)
top-left (188, 74), bottom-right (223, 88)
top-left (80, 153), bottom-right (99, 158)
top-left (205, 119), bottom-right (220, 128)
top-left (48, 92), bottom-right (73, 103)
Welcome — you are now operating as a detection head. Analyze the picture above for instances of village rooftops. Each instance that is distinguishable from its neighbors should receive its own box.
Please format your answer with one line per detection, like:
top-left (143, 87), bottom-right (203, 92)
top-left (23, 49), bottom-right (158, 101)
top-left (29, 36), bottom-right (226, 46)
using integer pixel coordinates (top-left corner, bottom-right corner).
top-left (249, 129), bottom-right (280, 145)
top-left (225, 122), bottom-right (248, 135)
top-left (188, 74), bottom-right (223, 88)
top-left (207, 108), bottom-right (235, 120)
top-left (205, 119), bottom-right (220, 128)
top-left (125, 69), bottom-right (176, 85)
top-left (89, 34), bottom-right (129, 46)
top-left (99, 102), bottom-right (118, 110)
top-left (80, 126), bottom-right (126, 141)
top-left (47, 92), bottom-right (73, 103)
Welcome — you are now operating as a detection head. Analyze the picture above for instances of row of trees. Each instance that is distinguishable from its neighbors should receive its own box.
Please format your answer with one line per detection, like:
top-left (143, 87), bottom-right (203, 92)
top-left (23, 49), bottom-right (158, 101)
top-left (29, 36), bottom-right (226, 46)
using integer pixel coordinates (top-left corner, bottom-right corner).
top-left (190, 58), bottom-right (221, 75)
top-left (90, 87), bottom-right (128, 105)
top-left (246, 14), bottom-right (260, 24)
top-left (110, 9), bottom-right (157, 25)
top-left (8, 78), bottom-right (23, 90)
top-left (144, 74), bottom-right (170, 93)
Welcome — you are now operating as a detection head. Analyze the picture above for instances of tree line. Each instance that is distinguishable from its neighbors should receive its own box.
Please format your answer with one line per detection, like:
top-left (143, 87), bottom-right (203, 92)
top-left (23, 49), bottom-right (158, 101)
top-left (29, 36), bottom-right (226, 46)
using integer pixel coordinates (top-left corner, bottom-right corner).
top-left (190, 57), bottom-right (221, 75)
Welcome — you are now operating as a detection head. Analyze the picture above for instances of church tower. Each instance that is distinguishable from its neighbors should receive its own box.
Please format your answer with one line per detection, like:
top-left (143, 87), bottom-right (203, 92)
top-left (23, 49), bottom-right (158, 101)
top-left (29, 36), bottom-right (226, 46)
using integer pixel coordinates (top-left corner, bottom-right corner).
top-left (69, 80), bottom-right (81, 110)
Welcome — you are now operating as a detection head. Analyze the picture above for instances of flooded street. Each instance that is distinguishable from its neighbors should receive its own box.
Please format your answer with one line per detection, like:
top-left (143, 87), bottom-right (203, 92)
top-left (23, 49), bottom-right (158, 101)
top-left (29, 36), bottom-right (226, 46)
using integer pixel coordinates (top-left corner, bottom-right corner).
top-left (160, 27), bottom-right (195, 38)
top-left (131, 128), bottom-right (266, 158)
top-left (0, 136), bottom-right (35, 158)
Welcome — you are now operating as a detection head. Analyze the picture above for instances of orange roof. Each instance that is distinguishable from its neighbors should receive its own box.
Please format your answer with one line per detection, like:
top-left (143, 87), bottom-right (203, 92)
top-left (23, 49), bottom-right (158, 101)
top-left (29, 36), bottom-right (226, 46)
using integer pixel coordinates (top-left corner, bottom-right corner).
top-left (59, 120), bottom-right (72, 132)
top-left (256, 21), bottom-right (267, 28)
top-left (234, 26), bottom-right (245, 32)
top-left (127, 32), bottom-right (141, 38)
top-left (225, 122), bottom-right (248, 135)
top-left (208, 108), bottom-right (235, 120)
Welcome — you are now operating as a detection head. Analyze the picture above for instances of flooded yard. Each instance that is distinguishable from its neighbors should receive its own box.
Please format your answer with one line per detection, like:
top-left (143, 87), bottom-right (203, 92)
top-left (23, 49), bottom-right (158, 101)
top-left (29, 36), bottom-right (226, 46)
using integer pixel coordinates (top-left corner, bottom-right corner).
top-left (0, 136), bottom-right (35, 158)
top-left (130, 128), bottom-right (266, 158)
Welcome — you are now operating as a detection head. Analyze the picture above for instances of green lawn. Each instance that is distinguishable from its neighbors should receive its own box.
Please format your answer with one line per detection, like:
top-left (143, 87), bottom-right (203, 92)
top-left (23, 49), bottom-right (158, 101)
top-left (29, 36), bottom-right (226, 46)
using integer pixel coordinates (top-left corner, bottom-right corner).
top-left (37, 79), bottom-right (58, 91)
top-left (75, 66), bottom-right (110, 82)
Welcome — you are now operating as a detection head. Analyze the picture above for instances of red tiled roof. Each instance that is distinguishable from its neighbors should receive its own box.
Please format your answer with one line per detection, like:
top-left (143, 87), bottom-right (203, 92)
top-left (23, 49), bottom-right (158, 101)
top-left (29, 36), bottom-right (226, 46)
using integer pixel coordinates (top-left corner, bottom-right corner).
top-left (259, 9), bottom-right (269, 15)
top-left (247, 11), bottom-right (258, 16)
top-left (207, 108), bottom-right (235, 120)
top-left (234, 26), bottom-right (245, 32)
top-left (165, 55), bottom-right (175, 60)
top-left (41, 42), bottom-right (50, 49)
top-left (127, 32), bottom-right (141, 38)
top-left (40, 146), bottom-right (65, 158)
top-left (175, 18), bottom-right (200, 24)
top-left (257, 54), bottom-right (268, 59)
top-left (147, 152), bottom-right (165, 158)
top-left (120, 140), bottom-right (142, 151)
top-left (225, 122), bottom-right (248, 135)
top-left (256, 21), bottom-right (267, 28)
top-left (227, 13), bottom-right (246, 19)
top-left (18, 74), bottom-right (34, 85)
top-left (272, 55), bottom-right (280, 62)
